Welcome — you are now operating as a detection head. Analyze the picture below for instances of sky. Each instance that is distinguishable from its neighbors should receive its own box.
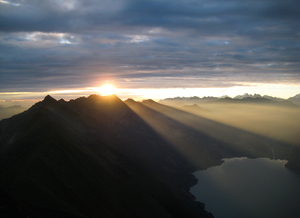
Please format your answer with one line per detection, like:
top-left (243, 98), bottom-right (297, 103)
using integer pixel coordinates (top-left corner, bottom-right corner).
top-left (1, 0), bottom-right (300, 104)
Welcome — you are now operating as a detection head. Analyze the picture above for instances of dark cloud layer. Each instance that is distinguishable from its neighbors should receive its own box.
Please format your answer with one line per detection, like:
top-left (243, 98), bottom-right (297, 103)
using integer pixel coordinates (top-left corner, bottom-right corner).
top-left (0, 0), bottom-right (299, 92)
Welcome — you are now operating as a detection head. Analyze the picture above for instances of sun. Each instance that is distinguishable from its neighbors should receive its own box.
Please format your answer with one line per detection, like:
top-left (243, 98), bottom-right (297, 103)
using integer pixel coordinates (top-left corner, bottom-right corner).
top-left (98, 84), bottom-right (117, 96)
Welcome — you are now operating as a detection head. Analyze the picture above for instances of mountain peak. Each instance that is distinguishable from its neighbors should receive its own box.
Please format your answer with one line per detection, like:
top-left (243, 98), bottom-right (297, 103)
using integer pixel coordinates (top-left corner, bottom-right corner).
top-left (142, 99), bottom-right (157, 104)
top-left (182, 104), bottom-right (202, 109)
top-left (72, 94), bottom-right (129, 121)
top-left (289, 93), bottom-right (300, 100)
top-left (87, 94), bottom-right (120, 102)
top-left (42, 95), bottom-right (57, 105)
top-left (124, 98), bottom-right (136, 104)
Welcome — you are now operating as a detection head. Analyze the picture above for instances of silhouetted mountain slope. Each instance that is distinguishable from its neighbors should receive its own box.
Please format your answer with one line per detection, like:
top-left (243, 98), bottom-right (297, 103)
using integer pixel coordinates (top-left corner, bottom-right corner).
top-left (0, 94), bottom-right (298, 217)
top-left (0, 95), bottom-right (213, 218)
top-left (67, 94), bottom-right (130, 122)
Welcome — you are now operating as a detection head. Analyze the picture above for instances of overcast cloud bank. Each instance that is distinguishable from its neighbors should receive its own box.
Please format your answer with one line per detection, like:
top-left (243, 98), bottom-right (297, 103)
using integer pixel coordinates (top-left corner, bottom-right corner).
top-left (0, 0), bottom-right (300, 93)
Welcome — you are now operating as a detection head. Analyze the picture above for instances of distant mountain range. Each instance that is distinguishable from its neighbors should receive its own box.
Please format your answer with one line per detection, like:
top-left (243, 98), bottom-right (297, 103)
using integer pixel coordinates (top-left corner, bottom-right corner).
top-left (1, 94), bottom-right (299, 217)
top-left (159, 93), bottom-right (300, 107)
top-left (288, 93), bottom-right (300, 102)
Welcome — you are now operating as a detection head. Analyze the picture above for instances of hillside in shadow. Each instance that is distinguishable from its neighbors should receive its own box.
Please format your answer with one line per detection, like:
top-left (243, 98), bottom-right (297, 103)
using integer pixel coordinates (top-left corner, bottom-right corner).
top-left (0, 95), bottom-right (214, 217)
top-left (0, 94), bottom-right (299, 217)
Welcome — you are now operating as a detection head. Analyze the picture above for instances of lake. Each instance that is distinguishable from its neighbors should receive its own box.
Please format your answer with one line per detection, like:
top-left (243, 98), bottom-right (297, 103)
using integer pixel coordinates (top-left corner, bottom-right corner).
top-left (190, 157), bottom-right (300, 218)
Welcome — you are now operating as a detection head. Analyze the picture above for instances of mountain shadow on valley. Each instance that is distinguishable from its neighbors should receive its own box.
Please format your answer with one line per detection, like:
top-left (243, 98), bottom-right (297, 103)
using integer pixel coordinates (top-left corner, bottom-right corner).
top-left (0, 94), bottom-right (298, 217)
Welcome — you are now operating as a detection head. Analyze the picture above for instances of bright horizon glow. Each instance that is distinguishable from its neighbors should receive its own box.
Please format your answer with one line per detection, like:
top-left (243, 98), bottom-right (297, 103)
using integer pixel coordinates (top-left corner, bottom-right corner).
top-left (116, 85), bottom-right (300, 101)
top-left (96, 84), bottom-right (117, 96)
top-left (0, 84), bottom-right (299, 107)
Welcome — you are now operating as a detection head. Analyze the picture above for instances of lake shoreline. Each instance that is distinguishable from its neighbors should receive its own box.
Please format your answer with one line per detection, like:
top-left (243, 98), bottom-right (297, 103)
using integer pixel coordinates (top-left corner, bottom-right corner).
top-left (191, 157), bottom-right (300, 218)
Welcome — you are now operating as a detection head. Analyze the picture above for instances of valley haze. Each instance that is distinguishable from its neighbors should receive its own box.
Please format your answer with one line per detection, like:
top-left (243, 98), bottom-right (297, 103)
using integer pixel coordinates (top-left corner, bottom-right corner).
top-left (0, 93), bottom-right (299, 217)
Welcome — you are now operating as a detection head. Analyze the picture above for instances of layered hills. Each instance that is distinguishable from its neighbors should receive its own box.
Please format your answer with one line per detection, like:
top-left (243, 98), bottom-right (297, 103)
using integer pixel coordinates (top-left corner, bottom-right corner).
top-left (0, 94), bottom-right (299, 217)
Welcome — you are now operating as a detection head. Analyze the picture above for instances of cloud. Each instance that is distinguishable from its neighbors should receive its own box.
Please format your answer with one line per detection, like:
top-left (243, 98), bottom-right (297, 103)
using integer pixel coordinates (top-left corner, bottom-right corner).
top-left (0, 0), bottom-right (20, 6)
top-left (0, 0), bottom-right (299, 93)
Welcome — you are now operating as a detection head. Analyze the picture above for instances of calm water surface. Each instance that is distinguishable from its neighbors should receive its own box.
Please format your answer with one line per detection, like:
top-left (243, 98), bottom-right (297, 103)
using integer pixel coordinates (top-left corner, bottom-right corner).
top-left (191, 158), bottom-right (300, 218)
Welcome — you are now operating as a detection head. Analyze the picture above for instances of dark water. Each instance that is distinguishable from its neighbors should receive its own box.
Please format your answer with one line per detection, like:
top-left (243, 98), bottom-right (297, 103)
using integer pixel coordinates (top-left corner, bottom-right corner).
top-left (191, 158), bottom-right (300, 218)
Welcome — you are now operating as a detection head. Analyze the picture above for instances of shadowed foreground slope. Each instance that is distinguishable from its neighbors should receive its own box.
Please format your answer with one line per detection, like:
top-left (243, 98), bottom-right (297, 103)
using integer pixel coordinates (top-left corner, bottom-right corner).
top-left (0, 94), bottom-right (298, 217)
top-left (0, 95), bottom-right (213, 218)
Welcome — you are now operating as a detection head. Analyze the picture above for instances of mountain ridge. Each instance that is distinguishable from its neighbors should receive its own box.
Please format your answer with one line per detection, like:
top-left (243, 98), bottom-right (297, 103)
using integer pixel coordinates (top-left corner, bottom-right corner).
top-left (159, 93), bottom-right (300, 107)
top-left (0, 94), bottom-right (215, 217)
top-left (1, 94), bottom-right (299, 217)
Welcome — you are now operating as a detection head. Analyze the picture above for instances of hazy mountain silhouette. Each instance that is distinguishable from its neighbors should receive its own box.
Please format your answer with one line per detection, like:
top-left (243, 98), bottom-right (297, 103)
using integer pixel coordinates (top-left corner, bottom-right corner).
top-left (288, 93), bottom-right (300, 106)
top-left (182, 104), bottom-right (210, 114)
top-left (0, 94), bottom-right (299, 217)
top-left (0, 105), bottom-right (25, 121)
top-left (182, 104), bottom-right (204, 110)
top-left (217, 96), bottom-right (296, 106)
top-left (159, 93), bottom-right (299, 107)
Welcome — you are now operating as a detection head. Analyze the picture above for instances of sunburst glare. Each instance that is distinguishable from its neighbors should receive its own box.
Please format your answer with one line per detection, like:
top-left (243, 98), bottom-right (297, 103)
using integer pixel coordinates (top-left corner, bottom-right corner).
top-left (97, 84), bottom-right (117, 96)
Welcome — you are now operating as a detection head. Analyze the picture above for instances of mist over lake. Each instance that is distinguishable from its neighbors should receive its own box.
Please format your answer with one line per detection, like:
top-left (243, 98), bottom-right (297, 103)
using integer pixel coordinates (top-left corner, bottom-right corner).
top-left (191, 158), bottom-right (300, 218)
